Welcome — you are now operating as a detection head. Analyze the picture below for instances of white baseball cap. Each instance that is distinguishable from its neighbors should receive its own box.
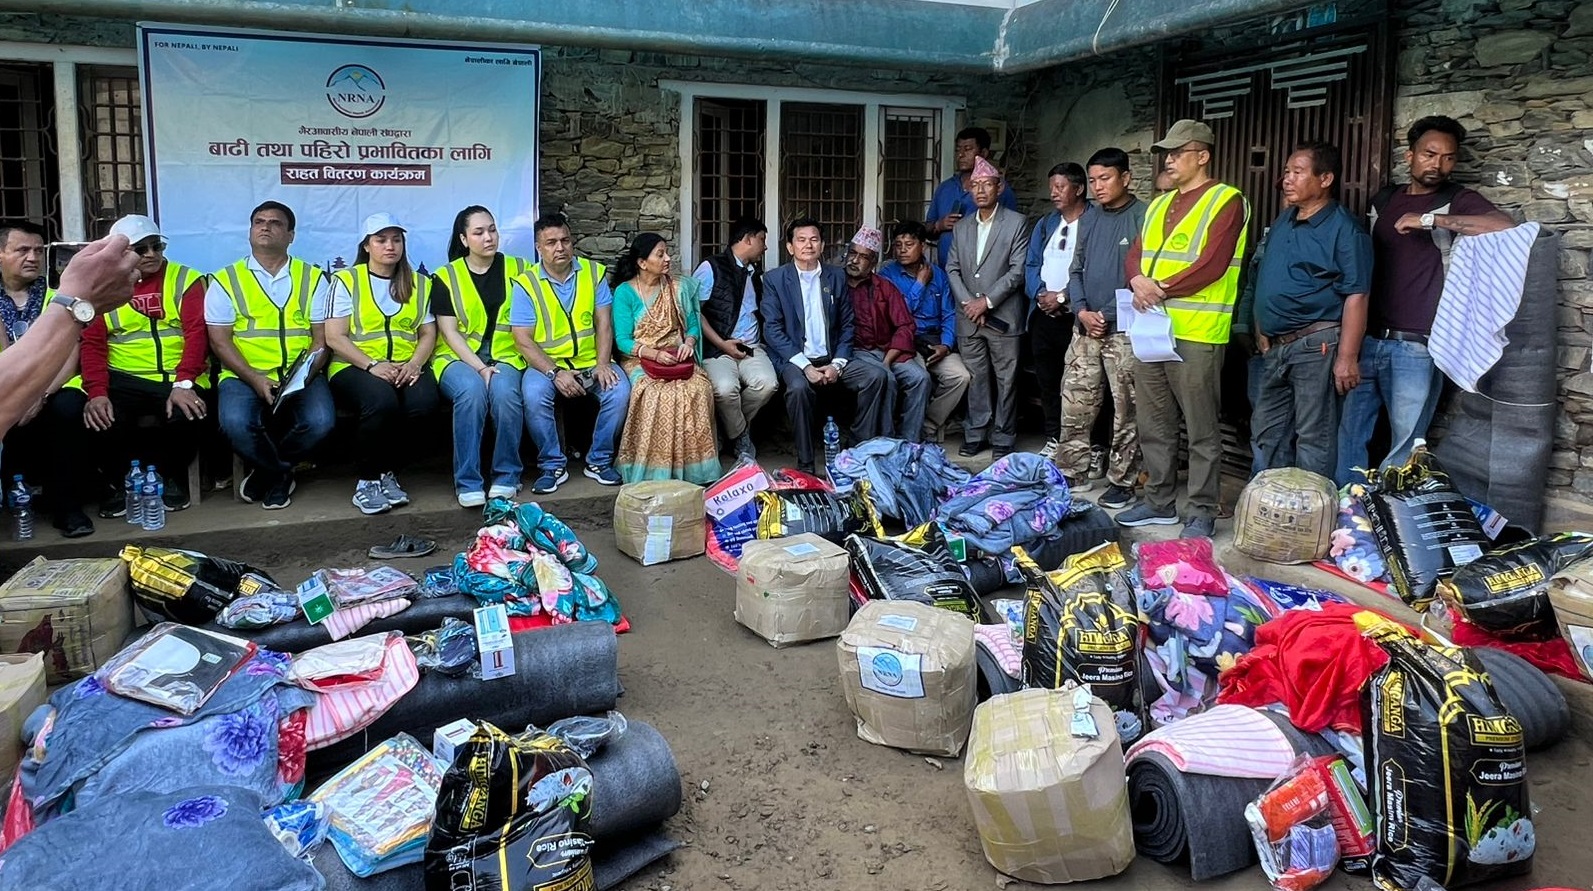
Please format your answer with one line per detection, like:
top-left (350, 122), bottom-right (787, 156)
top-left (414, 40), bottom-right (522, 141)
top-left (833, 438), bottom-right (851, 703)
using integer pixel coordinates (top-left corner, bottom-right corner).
top-left (362, 212), bottom-right (406, 237)
top-left (110, 214), bottom-right (163, 245)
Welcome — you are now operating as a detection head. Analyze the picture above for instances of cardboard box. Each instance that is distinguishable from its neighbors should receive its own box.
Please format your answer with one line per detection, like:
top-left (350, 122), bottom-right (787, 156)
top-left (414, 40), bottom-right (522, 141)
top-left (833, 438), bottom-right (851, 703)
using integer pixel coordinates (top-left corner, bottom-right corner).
top-left (837, 600), bottom-right (976, 757)
top-left (963, 688), bottom-right (1135, 883)
top-left (614, 480), bottom-right (707, 565)
top-left (0, 557), bottom-right (133, 684)
top-left (0, 653), bottom-right (46, 783)
top-left (735, 534), bottom-right (850, 647)
top-left (1548, 560), bottom-right (1593, 681)
top-left (433, 718), bottom-right (477, 768)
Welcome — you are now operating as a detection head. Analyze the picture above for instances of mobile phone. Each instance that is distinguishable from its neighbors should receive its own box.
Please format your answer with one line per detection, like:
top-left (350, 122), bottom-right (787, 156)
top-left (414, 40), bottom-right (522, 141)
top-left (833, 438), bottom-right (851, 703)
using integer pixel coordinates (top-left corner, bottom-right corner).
top-left (984, 316), bottom-right (1010, 334)
top-left (47, 242), bottom-right (91, 289)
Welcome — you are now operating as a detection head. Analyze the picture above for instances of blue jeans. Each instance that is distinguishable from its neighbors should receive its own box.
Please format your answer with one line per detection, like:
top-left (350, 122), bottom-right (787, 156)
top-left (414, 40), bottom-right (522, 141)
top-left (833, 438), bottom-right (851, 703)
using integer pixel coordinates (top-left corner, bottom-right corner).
top-left (1335, 336), bottom-right (1443, 487)
top-left (217, 376), bottom-right (334, 480)
top-left (521, 363), bottom-right (631, 472)
top-left (1246, 352), bottom-right (1266, 478)
top-left (439, 361), bottom-right (525, 495)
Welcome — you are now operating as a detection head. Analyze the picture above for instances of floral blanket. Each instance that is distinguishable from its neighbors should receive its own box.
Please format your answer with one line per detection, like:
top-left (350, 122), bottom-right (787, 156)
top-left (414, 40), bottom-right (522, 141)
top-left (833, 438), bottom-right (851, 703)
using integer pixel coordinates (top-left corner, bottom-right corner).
top-left (1328, 481), bottom-right (1391, 584)
top-left (933, 453), bottom-right (1071, 555)
top-left (454, 498), bottom-right (621, 625)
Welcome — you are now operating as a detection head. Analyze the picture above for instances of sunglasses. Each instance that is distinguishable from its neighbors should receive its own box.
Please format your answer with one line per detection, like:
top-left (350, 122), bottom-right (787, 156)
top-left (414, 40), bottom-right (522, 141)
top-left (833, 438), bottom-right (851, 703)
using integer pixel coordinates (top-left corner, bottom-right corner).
top-left (133, 241), bottom-right (168, 256)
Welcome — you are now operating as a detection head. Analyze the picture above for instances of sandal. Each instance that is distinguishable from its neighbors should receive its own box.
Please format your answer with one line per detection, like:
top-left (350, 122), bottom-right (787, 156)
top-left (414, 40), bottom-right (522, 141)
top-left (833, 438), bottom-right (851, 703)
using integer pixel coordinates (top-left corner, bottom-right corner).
top-left (368, 534), bottom-right (437, 560)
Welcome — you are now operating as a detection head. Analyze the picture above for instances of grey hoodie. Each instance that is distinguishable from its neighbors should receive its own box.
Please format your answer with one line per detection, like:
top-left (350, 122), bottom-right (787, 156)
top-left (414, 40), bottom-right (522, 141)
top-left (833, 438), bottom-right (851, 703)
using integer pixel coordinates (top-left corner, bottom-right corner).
top-left (1067, 196), bottom-right (1147, 331)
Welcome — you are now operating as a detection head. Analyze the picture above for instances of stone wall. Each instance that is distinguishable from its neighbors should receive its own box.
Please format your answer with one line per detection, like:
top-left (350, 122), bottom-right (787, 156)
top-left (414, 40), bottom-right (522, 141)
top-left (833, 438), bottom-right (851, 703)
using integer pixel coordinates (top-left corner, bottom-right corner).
top-left (1391, 0), bottom-right (1593, 496)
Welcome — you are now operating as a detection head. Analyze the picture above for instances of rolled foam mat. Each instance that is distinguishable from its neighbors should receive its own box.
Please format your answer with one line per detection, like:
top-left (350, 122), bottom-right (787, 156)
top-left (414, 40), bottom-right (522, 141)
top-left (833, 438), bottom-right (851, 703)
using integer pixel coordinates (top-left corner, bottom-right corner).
top-left (314, 719), bottom-right (684, 890)
top-left (306, 621), bottom-right (621, 780)
top-left (973, 641), bottom-right (1021, 701)
top-left (1127, 711), bottom-right (1337, 880)
top-left (198, 594), bottom-right (483, 653)
top-left (1472, 646), bottom-right (1571, 752)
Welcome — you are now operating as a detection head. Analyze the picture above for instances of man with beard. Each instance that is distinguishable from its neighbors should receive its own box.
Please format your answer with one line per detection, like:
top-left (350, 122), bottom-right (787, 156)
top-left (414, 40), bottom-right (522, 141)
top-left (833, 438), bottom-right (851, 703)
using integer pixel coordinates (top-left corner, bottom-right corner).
top-left (844, 226), bottom-right (930, 442)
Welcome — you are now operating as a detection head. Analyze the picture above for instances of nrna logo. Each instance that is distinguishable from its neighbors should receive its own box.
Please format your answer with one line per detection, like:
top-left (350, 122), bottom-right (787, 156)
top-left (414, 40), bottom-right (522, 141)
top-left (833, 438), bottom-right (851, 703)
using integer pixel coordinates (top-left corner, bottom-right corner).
top-left (325, 64), bottom-right (385, 119)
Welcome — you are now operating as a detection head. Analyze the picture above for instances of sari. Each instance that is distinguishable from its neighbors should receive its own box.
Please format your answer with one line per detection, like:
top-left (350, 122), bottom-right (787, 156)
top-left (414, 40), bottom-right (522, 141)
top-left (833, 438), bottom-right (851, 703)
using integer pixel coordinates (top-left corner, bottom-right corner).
top-left (615, 277), bottom-right (720, 484)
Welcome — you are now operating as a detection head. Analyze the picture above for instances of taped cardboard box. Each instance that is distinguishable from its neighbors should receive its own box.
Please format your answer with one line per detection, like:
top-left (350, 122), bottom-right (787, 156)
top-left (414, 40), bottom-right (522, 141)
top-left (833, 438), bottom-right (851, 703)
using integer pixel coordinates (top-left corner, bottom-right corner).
top-left (0, 557), bottom-right (133, 684)
top-left (964, 688), bottom-right (1135, 883)
top-left (614, 480), bottom-right (707, 565)
top-left (0, 653), bottom-right (46, 783)
top-left (837, 600), bottom-right (975, 756)
top-left (735, 534), bottom-right (850, 647)
top-left (1548, 559), bottom-right (1593, 681)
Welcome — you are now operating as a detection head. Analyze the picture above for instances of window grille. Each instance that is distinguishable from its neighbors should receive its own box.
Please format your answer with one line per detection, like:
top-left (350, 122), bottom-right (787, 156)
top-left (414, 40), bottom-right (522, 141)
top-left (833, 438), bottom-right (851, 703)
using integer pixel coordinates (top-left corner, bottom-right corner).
top-left (881, 107), bottom-right (939, 232)
top-left (778, 103), bottom-right (863, 263)
top-left (694, 98), bottom-right (765, 263)
top-left (0, 64), bottom-right (61, 239)
top-left (78, 65), bottom-right (145, 238)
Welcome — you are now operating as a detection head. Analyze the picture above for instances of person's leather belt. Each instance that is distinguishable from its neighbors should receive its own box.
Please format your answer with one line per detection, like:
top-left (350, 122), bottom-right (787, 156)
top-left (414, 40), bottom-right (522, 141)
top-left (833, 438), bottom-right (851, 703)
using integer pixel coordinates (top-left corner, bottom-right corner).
top-left (1272, 320), bottom-right (1339, 347)
top-left (1370, 327), bottom-right (1428, 345)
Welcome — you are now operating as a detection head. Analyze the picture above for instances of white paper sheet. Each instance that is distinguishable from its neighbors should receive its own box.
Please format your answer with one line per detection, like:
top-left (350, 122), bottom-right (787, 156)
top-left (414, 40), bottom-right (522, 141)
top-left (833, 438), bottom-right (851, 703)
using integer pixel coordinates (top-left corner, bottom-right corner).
top-left (1116, 288), bottom-right (1182, 362)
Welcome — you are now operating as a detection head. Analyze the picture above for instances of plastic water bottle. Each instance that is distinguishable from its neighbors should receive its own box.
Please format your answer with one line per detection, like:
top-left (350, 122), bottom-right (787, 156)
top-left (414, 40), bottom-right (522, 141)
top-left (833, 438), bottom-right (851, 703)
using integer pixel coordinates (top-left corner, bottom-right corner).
top-left (11, 475), bottom-right (33, 541)
top-left (822, 416), bottom-right (841, 482)
top-left (141, 466), bottom-right (164, 532)
top-left (124, 460), bottom-right (143, 526)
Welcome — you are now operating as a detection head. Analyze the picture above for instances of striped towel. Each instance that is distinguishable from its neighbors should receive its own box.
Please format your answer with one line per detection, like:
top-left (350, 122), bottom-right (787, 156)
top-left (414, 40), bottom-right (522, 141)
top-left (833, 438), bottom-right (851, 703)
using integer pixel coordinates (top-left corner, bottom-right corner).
top-left (1125, 704), bottom-right (1296, 779)
top-left (303, 633), bottom-right (420, 751)
top-left (1430, 222), bottom-right (1541, 393)
top-left (974, 623), bottom-right (1022, 679)
top-left (322, 597), bottom-right (412, 641)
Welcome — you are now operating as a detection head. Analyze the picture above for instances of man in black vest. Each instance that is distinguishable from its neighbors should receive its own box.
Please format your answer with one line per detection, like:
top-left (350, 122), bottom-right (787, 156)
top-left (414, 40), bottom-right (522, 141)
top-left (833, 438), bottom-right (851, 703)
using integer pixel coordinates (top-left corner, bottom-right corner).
top-left (691, 218), bottom-right (777, 461)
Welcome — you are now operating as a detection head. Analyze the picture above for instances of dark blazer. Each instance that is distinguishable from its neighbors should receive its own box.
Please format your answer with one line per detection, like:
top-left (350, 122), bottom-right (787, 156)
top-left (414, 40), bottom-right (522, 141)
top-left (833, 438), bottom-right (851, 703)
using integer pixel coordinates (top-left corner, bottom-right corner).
top-left (759, 262), bottom-right (854, 368)
top-left (946, 205), bottom-right (1030, 337)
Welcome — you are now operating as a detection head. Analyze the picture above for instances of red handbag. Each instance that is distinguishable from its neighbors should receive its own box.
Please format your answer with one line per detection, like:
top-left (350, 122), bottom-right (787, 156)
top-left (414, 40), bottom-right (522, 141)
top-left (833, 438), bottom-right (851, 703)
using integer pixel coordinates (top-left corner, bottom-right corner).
top-left (640, 355), bottom-right (694, 381)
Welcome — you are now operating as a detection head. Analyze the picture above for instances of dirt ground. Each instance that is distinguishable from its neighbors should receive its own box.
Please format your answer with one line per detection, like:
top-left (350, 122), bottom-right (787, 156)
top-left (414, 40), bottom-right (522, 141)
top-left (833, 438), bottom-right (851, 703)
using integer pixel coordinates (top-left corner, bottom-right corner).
top-left (195, 499), bottom-right (1593, 891)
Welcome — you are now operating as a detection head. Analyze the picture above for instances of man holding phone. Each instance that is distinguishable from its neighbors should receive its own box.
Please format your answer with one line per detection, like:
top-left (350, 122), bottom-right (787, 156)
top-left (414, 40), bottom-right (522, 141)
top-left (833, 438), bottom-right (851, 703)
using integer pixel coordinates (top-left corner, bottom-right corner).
top-left (925, 127), bottom-right (1017, 268)
top-left (206, 201), bottom-right (334, 510)
top-left (692, 217), bottom-right (777, 461)
top-left (879, 221), bottom-right (969, 441)
top-left (80, 215), bottom-right (210, 515)
top-left (946, 157), bottom-right (1030, 461)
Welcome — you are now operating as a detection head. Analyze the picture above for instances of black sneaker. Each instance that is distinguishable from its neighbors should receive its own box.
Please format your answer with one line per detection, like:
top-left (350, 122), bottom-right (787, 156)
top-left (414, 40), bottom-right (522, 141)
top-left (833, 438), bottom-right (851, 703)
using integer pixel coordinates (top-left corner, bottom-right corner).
top-left (53, 508), bottom-right (95, 539)
top-left (262, 474), bottom-right (296, 510)
top-left (1115, 502), bottom-right (1179, 527)
top-left (163, 482), bottom-right (191, 512)
top-left (239, 470), bottom-right (271, 504)
top-left (1097, 484), bottom-right (1136, 510)
top-left (97, 496), bottom-right (127, 519)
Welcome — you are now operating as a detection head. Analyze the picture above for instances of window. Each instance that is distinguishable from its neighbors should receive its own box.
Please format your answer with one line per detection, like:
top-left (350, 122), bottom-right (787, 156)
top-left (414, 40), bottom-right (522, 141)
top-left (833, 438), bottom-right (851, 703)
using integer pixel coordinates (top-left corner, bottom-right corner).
top-left (666, 82), bottom-right (963, 269)
top-left (693, 99), bottom-right (764, 264)
top-left (78, 65), bottom-right (145, 238)
top-left (0, 63), bottom-right (61, 239)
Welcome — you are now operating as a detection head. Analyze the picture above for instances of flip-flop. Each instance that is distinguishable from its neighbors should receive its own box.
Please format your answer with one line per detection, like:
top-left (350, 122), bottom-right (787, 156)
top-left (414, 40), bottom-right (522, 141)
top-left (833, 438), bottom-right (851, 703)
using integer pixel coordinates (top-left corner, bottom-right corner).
top-left (368, 534), bottom-right (437, 560)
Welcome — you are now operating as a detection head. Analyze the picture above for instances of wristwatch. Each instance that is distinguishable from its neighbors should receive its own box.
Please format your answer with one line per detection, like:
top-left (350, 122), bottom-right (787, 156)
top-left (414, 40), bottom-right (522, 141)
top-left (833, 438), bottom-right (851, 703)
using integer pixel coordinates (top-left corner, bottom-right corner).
top-left (172, 380), bottom-right (194, 391)
top-left (50, 294), bottom-right (96, 325)
top-left (543, 367), bottom-right (558, 381)
top-left (1420, 212), bottom-right (1436, 230)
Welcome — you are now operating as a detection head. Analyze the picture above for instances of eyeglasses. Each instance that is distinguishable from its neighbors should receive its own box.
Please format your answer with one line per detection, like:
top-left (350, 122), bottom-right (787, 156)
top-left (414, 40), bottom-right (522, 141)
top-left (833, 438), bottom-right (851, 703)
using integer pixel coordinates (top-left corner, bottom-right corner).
top-left (1164, 146), bottom-right (1205, 160)
top-left (133, 241), bottom-right (168, 256)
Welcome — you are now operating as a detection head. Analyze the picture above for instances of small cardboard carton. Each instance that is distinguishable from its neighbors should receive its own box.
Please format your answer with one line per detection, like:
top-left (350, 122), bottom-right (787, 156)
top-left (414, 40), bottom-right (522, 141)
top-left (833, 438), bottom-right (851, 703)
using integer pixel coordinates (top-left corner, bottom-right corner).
top-left (433, 718), bottom-right (478, 768)
top-left (614, 480), bottom-right (707, 565)
top-left (735, 534), bottom-right (850, 647)
top-left (1548, 560), bottom-right (1593, 681)
top-left (837, 600), bottom-right (975, 757)
top-left (963, 688), bottom-right (1135, 883)
top-left (0, 557), bottom-right (133, 684)
top-left (0, 652), bottom-right (46, 783)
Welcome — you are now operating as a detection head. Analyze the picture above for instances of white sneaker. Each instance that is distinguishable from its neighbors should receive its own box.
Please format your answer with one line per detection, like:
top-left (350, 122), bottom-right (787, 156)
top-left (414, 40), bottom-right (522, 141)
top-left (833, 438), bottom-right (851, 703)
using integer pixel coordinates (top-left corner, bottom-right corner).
top-left (457, 491), bottom-right (486, 508)
top-left (1038, 438), bottom-right (1060, 461)
top-left (352, 480), bottom-right (392, 515)
top-left (379, 472), bottom-right (410, 507)
top-left (488, 483), bottom-right (520, 500)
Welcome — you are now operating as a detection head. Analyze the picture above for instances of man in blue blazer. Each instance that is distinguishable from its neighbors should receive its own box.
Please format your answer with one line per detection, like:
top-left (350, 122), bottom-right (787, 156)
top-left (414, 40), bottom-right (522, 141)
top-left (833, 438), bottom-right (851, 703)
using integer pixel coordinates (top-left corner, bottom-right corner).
top-left (761, 217), bottom-right (890, 472)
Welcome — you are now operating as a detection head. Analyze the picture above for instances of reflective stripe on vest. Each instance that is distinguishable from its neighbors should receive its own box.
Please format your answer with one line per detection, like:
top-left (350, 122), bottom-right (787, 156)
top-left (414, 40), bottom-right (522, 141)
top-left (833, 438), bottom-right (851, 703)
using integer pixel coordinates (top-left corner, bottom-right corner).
top-left (1139, 183), bottom-right (1250, 344)
top-left (331, 265), bottom-right (429, 373)
top-left (432, 254), bottom-right (528, 373)
top-left (102, 263), bottom-right (203, 383)
top-left (214, 258), bottom-right (322, 379)
top-left (519, 258), bottom-right (603, 369)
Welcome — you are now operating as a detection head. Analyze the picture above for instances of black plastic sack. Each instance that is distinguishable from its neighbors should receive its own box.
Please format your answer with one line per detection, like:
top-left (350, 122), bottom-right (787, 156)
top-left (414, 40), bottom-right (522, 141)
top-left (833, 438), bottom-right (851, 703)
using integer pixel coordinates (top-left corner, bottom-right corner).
top-left (755, 483), bottom-right (879, 544)
top-left (1364, 631), bottom-right (1534, 890)
top-left (1013, 546), bottom-right (1141, 726)
top-left (120, 544), bottom-right (273, 624)
top-left (845, 526), bottom-right (980, 619)
top-left (1363, 449), bottom-right (1489, 610)
top-left (1439, 532), bottom-right (1593, 638)
top-left (425, 723), bottom-right (596, 891)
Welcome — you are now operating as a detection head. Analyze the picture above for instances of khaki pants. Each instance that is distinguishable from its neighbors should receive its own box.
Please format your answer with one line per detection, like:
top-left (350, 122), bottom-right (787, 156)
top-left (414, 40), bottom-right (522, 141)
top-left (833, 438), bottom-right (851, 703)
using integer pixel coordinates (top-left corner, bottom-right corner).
top-left (1056, 332), bottom-right (1139, 487)
top-left (913, 352), bottom-right (971, 440)
top-left (1132, 339), bottom-right (1225, 518)
top-left (702, 346), bottom-right (778, 439)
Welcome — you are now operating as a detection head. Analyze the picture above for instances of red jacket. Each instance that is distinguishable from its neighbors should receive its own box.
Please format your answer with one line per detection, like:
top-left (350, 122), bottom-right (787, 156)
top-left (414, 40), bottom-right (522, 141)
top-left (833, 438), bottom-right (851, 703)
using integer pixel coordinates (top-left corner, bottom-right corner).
top-left (848, 274), bottom-right (916, 355)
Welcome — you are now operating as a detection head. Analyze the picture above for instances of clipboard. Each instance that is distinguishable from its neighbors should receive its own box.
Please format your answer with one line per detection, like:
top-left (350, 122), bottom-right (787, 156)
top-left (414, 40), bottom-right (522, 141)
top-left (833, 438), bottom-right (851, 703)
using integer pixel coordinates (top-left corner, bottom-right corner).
top-left (273, 347), bottom-right (323, 413)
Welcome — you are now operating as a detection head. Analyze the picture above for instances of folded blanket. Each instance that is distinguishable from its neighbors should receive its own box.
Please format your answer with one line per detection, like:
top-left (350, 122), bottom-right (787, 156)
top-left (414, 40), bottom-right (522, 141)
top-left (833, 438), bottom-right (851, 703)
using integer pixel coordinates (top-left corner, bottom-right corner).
top-left (1125, 704), bottom-right (1296, 779)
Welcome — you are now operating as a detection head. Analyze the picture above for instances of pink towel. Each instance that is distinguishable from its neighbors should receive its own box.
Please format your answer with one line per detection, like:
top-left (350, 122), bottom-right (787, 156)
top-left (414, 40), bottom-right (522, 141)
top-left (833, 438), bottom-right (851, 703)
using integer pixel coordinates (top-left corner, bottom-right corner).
top-left (1125, 704), bottom-right (1296, 779)
top-left (974, 624), bottom-right (1021, 679)
top-left (303, 633), bottom-right (420, 750)
top-left (322, 597), bottom-right (412, 641)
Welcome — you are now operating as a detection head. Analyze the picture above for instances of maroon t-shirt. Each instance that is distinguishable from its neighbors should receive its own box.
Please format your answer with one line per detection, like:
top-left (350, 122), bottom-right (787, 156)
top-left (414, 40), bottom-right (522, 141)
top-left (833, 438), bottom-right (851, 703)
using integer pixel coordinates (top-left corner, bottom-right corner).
top-left (1369, 185), bottom-right (1498, 333)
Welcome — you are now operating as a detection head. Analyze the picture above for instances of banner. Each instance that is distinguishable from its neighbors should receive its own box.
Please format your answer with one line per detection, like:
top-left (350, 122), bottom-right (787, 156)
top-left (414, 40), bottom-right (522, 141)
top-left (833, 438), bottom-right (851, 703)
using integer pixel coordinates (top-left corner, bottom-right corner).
top-left (139, 24), bottom-right (539, 277)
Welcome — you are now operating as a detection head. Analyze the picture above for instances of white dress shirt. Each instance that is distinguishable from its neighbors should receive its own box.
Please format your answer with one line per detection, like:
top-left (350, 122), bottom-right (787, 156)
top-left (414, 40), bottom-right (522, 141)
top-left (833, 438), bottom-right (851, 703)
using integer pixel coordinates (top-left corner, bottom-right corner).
top-left (204, 255), bottom-right (329, 325)
top-left (793, 265), bottom-right (830, 369)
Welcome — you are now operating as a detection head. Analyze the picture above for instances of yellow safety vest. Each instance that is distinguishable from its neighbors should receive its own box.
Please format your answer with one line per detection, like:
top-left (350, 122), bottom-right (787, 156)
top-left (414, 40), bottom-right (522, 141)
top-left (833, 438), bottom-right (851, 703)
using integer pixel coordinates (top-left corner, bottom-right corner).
top-left (513, 258), bottom-right (605, 370)
top-left (101, 262), bottom-right (204, 384)
top-left (431, 255), bottom-right (529, 375)
top-left (1140, 182), bottom-right (1250, 345)
top-left (36, 287), bottom-right (87, 394)
top-left (211, 257), bottom-right (324, 381)
top-left (329, 265), bottom-right (431, 375)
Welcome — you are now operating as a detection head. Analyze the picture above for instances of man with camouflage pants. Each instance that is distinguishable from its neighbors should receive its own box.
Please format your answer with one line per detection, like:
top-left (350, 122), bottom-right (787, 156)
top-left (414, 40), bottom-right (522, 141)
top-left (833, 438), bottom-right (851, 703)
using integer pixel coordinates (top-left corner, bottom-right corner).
top-left (1057, 148), bottom-right (1146, 508)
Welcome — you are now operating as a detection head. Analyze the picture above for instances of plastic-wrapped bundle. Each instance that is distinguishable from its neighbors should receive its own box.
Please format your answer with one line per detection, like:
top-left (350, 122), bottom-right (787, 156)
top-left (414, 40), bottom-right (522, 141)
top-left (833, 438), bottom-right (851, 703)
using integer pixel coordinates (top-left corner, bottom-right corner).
top-left (1437, 532), bottom-right (1593, 638)
top-left (756, 481), bottom-right (881, 544)
top-left (845, 525), bottom-right (979, 619)
top-left (120, 545), bottom-right (274, 624)
top-left (1362, 448), bottom-right (1489, 611)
